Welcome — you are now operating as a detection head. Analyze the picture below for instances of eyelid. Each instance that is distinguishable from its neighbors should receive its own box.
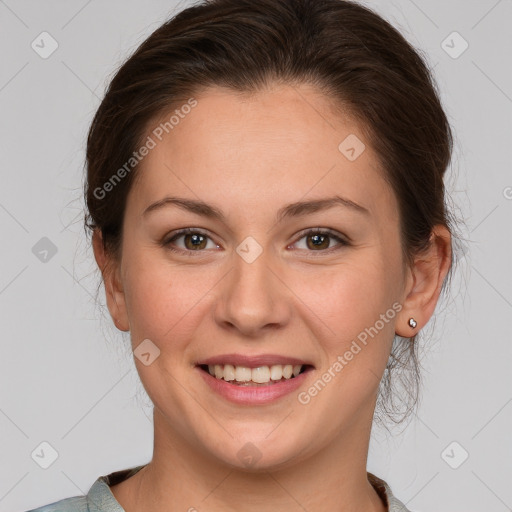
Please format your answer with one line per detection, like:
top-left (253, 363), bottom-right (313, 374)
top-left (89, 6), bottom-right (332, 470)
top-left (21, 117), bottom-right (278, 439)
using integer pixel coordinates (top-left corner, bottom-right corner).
top-left (293, 227), bottom-right (349, 244)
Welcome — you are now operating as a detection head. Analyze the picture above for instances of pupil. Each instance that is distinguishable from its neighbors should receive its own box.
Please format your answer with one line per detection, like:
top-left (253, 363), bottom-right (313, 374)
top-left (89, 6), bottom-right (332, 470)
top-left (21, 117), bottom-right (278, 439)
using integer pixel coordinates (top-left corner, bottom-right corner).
top-left (309, 234), bottom-right (328, 249)
top-left (187, 233), bottom-right (205, 249)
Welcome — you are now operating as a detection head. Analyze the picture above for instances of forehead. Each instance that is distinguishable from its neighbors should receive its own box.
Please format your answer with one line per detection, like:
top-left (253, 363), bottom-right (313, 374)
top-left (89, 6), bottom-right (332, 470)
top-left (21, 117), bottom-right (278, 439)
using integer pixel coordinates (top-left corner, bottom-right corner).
top-left (129, 83), bottom-right (396, 223)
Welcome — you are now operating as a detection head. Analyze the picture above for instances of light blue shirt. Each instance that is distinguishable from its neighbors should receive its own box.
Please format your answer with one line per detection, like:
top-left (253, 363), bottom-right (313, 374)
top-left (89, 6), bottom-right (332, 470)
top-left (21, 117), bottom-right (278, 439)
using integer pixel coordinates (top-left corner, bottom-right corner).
top-left (25, 465), bottom-right (411, 511)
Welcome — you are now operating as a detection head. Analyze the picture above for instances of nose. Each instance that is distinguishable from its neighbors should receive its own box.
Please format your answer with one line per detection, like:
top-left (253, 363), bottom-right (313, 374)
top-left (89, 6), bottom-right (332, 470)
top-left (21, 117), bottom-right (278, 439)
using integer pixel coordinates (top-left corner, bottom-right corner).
top-left (213, 246), bottom-right (291, 338)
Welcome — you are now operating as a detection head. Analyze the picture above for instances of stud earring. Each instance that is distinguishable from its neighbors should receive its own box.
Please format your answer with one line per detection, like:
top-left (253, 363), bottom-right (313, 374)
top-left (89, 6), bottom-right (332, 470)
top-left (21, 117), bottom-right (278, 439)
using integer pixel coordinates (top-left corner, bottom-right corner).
top-left (408, 317), bottom-right (417, 329)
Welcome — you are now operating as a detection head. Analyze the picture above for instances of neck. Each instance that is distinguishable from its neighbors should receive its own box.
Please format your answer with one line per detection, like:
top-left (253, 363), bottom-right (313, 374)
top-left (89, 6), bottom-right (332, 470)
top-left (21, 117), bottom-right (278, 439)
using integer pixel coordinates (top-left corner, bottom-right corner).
top-left (112, 406), bottom-right (387, 512)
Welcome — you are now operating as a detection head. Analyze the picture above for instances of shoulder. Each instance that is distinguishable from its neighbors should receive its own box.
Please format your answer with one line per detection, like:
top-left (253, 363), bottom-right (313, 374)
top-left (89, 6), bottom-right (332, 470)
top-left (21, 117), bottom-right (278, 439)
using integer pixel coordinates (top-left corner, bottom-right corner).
top-left (368, 472), bottom-right (412, 512)
top-left (24, 464), bottom-right (147, 512)
top-left (24, 495), bottom-right (89, 512)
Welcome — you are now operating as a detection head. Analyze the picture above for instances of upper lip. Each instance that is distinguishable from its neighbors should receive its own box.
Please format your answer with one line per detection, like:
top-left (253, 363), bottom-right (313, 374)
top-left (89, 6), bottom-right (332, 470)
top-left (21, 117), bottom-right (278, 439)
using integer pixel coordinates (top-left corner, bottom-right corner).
top-left (196, 353), bottom-right (313, 368)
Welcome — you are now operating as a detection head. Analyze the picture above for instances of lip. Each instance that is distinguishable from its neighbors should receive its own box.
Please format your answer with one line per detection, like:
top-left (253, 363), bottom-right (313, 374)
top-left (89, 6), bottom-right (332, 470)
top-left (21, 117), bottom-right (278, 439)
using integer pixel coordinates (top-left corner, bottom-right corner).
top-left (196, 353), bottom-right (313, 368)
top-left (196, 365), bottom-right (313, 405)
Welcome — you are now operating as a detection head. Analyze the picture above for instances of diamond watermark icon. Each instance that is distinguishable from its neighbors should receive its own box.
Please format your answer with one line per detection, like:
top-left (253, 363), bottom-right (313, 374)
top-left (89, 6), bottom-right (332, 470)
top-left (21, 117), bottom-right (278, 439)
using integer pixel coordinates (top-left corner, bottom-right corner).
top-left (236, 236), bottom-right (263, 264)
top-left (441, 441), bottom-right (469, 469)
top-left (31, 31), bottom-right (59, 59)
top-left (237, 442), bottom-right (262, 468)
top-left (441, 31), bottom-right (468, 59)
top-left (338, 134), bottom-right (366, 161)
top-left (32, 237), bottom-right (58, 263)
top-left (31, 441), bottom-right (59, 469)
top-left (134, 338), bottom-right (161, 366)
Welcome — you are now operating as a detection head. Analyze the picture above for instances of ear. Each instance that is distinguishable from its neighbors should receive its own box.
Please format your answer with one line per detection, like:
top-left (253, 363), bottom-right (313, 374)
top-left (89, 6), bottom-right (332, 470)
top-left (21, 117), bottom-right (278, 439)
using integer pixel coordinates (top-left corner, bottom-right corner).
top-left (92, 229), bottom-right (130, 332)
top-left (395, 225), bottom-right (452, 337)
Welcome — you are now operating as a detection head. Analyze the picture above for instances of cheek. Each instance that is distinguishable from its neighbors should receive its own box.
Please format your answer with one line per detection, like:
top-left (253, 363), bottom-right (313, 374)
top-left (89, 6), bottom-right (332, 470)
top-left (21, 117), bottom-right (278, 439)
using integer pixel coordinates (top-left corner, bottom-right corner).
top-left (301, 258), bottom-right (395, 336)
top-left (122, 252), bottom-right (217, 344)
top-left (298, 262), bottom-right (399, 402)
top-left (307, 269), bottom-right (396, 398)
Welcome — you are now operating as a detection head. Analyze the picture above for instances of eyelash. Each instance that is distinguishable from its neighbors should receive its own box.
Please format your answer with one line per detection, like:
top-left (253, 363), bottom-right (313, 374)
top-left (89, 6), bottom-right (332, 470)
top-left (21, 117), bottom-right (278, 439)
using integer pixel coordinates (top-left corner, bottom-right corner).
top-left (161, 227), bottom-right (349, 256)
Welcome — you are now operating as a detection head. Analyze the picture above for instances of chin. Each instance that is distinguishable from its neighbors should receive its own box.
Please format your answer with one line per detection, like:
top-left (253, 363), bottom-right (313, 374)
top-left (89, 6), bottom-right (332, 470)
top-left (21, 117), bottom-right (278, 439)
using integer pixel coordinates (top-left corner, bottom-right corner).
top-left (201, 430), bottom-right (307, 472)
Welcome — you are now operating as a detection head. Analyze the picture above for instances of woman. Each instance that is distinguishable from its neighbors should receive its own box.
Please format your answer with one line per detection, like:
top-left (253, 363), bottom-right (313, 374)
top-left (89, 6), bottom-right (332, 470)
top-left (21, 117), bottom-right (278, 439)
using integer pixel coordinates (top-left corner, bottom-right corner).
top-left (28, 0), bottom-right (456, 510)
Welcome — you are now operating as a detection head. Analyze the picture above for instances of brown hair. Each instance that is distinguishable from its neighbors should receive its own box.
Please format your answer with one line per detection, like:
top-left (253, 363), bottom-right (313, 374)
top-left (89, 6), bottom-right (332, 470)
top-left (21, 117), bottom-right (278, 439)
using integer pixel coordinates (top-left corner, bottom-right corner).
top-left (84, 0), bottom-right (459, 427)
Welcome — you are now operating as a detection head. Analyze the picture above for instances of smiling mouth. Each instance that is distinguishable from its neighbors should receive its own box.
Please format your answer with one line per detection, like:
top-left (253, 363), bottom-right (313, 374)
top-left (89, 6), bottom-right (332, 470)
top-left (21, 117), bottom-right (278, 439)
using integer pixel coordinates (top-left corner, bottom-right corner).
top-left (198, 363), bottom-right (312, 386)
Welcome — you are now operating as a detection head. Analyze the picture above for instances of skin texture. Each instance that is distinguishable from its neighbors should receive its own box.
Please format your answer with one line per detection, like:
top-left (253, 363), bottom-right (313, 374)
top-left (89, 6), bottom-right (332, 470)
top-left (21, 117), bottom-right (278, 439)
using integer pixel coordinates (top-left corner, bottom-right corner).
top-left (93, 83), bottom-right (451, 512)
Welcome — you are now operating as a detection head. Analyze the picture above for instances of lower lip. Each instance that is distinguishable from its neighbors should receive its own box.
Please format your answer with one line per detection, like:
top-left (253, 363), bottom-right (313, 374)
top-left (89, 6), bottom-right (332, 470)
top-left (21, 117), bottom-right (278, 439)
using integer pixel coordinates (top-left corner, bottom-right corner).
top-left (196, 366), bottom-right (312, 405)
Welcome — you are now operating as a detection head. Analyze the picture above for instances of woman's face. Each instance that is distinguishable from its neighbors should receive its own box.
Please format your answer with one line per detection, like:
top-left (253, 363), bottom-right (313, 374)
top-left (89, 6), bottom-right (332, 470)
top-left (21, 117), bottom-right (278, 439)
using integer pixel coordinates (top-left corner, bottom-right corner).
top-left (106, 83), bottom-right (411, 469)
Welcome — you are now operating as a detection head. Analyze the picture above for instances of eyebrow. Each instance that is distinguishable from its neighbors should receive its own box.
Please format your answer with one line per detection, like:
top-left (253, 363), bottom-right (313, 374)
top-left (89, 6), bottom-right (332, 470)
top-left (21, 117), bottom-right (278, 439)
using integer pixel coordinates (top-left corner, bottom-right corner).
top-left (142, 195), bottom-right (370, 222)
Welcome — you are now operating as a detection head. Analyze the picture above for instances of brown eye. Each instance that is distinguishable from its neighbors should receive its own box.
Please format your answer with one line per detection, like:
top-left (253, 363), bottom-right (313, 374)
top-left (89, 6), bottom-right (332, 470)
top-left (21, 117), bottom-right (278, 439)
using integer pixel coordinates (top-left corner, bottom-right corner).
top-left (163, 229), bottom-right (218, 253)
top-left (183, 232), bottom-right (208, 250)
top-left (292, 229), bottom-right (348, 253)
top-left (306, 232), bottom-right (330, 250)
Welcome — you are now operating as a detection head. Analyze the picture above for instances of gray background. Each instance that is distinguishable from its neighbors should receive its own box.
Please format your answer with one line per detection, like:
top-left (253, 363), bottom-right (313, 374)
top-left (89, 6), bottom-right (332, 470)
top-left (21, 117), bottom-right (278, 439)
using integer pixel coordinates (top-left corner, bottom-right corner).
top-left (0, 0), bottom-right (511, 510)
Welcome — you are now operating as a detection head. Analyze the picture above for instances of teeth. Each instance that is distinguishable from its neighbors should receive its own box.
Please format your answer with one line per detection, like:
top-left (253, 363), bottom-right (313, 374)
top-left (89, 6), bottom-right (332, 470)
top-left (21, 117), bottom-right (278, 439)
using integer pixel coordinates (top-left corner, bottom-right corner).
top-left (206, 364), bottom-right (304, 384)
top-left (235, 366), bottom-right (252, 382)
top-left (282, 365), bottom-right (293, 379)
top-left (270, 365), bottom-right (282, 381)
top-left (224, 364), bottom-right (235, 381)
top-left (215, 365), bottom-right (223, 379)
top-left (251, 366), bottom-right (270, 383)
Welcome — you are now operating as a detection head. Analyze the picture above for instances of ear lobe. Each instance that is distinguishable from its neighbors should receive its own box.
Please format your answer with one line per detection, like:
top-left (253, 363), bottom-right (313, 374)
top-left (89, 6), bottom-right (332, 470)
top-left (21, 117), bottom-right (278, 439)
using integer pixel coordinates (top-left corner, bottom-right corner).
top-left (395, 225), bottom-right (452, 337)
top-left (92, 229), bottom-right (130, 332)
